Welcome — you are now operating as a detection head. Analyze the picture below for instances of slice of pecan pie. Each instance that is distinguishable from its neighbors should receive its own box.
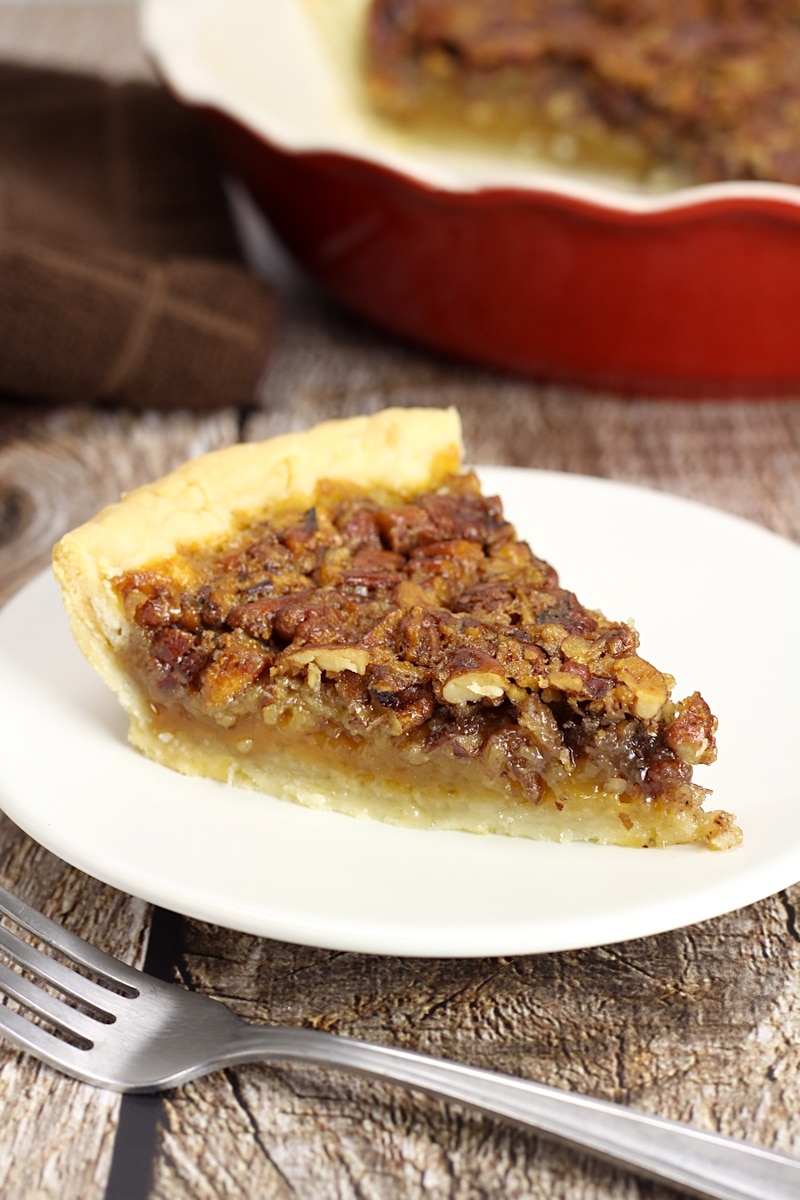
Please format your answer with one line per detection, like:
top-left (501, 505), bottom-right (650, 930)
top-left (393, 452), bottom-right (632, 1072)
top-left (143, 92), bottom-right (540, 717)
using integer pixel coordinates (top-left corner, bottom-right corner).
top-left (53, 408), bottom-right (740, 849)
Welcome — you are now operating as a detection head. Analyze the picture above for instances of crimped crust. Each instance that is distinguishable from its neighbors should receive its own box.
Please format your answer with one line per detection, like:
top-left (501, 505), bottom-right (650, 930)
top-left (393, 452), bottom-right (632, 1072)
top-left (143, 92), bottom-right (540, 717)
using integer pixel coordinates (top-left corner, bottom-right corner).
top-left (53, 408), bottom-right (740, 850)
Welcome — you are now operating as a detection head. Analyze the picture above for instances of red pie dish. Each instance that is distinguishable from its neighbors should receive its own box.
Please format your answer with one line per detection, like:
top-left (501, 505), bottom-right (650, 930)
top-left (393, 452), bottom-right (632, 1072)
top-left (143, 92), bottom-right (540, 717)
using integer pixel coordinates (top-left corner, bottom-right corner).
top-left (142, 0), bottom-right (800, 397)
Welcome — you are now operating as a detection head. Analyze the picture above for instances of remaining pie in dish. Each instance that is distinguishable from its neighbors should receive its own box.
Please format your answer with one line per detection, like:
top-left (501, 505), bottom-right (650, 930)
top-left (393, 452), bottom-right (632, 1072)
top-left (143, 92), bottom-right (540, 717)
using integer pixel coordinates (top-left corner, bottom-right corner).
top-left (364, 0), bottom-right (800, 187)
top-left (53, 407), bottom-right (740, 850)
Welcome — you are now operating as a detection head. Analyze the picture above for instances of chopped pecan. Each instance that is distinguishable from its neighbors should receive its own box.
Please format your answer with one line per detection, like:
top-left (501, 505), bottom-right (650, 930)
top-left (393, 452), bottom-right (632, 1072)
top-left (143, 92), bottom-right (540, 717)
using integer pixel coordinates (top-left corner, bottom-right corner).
top-left (603, 622), bottom-right (639, 657)
top-left (419, 488), bottom-right (512, 545)
top-left (116, 572), bottom-right (180, 629)
top-left (644, 751), bottom-right (693, 798)
top-left (283, 645), bottom-right (370, 675)
top-left (377, 504), bottom-right (439, 554)
top-left (440, 647), bottom-right (508, 704)
top-left (538, 591), bottom-right (599, 636)
top-left (337, 505), bottom-right (383, 552)
top-left (393, 579), bottom-right (431, 608)
top-left (228, 596), bottom-right (283, 640)
top-left (548, 659), bottom-right (611, 699)
top-left (494, 632), bottom-right (546, 689)
top-left (483, 727), bottom-right (545, 802)
top-left (397, 605), bottom-right (442, 666)
top-left (367, 661), bottom-right (436, 731)
top-left (614, 656), bottom-right (669, 720)
top-left (341, 548), bottom-right (405, 593)
top-left (271, 595), bottom-right (342, 644)
top-left (199, 630), bottom-right (269, 715)
top-left (455, 580), bottom-right (515, 616)
top-left (517, 691), bottom-right (564, 757)
top-left (663, 691), bottom-right (717, 765)
top-left (150, 626), bottom-right (214, 689)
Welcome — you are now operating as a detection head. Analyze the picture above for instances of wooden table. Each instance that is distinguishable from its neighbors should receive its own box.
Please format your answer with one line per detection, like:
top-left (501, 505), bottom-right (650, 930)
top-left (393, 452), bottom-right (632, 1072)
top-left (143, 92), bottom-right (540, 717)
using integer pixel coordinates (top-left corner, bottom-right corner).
top-left (2, 7), bottom-right (800, 1199)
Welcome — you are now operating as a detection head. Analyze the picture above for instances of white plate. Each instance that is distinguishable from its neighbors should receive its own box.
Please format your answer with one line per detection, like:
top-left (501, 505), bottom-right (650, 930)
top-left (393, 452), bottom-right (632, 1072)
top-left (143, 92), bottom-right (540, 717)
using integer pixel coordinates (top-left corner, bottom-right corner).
top-left (1, 467), bottom-right (799, 957)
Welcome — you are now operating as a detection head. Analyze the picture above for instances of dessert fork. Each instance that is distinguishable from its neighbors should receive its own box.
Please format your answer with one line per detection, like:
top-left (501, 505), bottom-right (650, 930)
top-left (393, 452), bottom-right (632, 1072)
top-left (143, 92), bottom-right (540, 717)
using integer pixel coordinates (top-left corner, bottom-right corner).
top-left (0, 884), bottom-right (797, 1200)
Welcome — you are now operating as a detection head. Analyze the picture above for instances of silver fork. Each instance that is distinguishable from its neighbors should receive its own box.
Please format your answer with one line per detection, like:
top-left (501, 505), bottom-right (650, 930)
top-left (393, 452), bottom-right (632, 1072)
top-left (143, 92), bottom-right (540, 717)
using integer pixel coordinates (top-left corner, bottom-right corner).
top-left (0, 884), bottom-right (797, 1200)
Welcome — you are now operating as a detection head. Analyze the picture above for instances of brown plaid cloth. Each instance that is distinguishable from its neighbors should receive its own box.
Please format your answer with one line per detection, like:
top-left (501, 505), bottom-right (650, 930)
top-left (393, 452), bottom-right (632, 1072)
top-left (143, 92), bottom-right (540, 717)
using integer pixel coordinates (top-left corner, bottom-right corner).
top-left (0, 62), bottom-right (277, 409)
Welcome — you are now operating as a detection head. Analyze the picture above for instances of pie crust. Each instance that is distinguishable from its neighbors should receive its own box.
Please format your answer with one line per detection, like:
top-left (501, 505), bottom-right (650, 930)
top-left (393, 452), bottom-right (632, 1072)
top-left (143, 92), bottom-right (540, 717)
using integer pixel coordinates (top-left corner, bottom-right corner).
top-left (53, 408), bottom-right (741, 850)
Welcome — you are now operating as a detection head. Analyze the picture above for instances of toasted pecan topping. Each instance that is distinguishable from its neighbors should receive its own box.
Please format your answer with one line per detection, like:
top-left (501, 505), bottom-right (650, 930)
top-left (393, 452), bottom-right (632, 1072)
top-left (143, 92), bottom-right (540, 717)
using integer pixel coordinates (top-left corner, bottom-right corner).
top-left (112, 471), bottom-right (716, 808)
top-left (366, 0), bottom-right (800, 187)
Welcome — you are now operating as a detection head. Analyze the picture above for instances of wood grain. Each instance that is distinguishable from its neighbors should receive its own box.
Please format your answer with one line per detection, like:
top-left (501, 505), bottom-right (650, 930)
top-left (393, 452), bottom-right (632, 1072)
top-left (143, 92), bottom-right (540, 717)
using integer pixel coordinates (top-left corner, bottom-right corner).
top-left (143, 887), bottom-right (800, 1199)
top-left (0, 813), bottom-right (150, 1200)
top-left (0, 408), bottom-right (240, 604)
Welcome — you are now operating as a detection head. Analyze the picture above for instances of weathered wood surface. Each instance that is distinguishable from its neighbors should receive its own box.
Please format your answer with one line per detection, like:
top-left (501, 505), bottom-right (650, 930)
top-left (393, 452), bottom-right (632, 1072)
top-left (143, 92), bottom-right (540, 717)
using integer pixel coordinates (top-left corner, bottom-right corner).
top-left (0, 817), bottom-right (149, 1200)
top-left (2, 5), bottom-right (800, 1200)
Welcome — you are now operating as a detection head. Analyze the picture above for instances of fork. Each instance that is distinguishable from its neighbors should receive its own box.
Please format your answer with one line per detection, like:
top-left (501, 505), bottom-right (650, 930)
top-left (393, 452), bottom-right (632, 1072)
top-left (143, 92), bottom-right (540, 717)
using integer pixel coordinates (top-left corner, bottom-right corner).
top-left (0, 885), bottom-right (797, 1200)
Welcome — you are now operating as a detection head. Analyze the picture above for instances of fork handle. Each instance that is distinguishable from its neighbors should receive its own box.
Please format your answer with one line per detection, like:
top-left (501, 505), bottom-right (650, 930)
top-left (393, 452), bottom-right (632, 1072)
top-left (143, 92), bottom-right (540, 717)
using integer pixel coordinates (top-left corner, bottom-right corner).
top-left (224, 1025), bottom-right (799, 1200)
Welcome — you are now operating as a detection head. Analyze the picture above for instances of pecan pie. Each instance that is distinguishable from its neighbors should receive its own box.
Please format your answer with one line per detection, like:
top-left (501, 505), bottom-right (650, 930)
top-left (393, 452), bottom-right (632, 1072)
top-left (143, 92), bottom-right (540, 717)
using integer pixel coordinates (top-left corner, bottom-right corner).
top-left (365, 0), bottom-right (800, 187)
top-left (53, 408), bottom-right (740, 849)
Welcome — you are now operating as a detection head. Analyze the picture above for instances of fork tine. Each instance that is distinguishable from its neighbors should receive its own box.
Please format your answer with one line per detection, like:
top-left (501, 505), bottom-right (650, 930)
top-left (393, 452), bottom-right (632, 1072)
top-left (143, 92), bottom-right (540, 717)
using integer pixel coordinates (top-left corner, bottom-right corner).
top-left (0, 922), bottom-right (123, 1017)
top-left (0, 996), bottom-right (99, 1081)
top-left (0, 885), bottom-right (140, 996)
top-left (0, 959), bottom-right (100, 1046)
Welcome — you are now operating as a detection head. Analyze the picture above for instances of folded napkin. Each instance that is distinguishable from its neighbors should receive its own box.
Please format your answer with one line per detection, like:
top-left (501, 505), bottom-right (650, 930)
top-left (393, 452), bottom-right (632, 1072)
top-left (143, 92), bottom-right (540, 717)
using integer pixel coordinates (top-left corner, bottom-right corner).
top-left (0, 63), bottom-right (277, 409)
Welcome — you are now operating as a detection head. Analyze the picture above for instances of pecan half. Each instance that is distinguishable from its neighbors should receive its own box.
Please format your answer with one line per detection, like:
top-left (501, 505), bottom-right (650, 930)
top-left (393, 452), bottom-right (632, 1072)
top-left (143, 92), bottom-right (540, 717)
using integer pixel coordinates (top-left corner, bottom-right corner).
top-left (440, 648), bottom-right (508, 704)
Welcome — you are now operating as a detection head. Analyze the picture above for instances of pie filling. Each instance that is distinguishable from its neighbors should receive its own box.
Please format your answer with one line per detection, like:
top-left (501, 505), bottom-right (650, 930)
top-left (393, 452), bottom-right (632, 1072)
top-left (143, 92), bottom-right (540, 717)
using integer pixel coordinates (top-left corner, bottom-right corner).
top-left (364, 0), bottom-right (800, 188)
top-left (112, 471), bottom-right (740, 849)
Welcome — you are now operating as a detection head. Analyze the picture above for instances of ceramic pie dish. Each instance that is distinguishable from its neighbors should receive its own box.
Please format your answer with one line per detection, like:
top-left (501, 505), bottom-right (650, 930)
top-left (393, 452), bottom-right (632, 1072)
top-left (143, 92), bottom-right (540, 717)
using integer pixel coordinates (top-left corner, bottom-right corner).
top-left (142, 0), bottom-right (800, 397)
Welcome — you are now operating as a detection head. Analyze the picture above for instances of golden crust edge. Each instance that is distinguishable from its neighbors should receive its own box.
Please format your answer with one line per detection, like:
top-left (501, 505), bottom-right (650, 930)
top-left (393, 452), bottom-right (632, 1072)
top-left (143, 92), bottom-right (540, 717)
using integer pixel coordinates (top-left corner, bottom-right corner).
top-left (52, 408), bottom-right (463, 720)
